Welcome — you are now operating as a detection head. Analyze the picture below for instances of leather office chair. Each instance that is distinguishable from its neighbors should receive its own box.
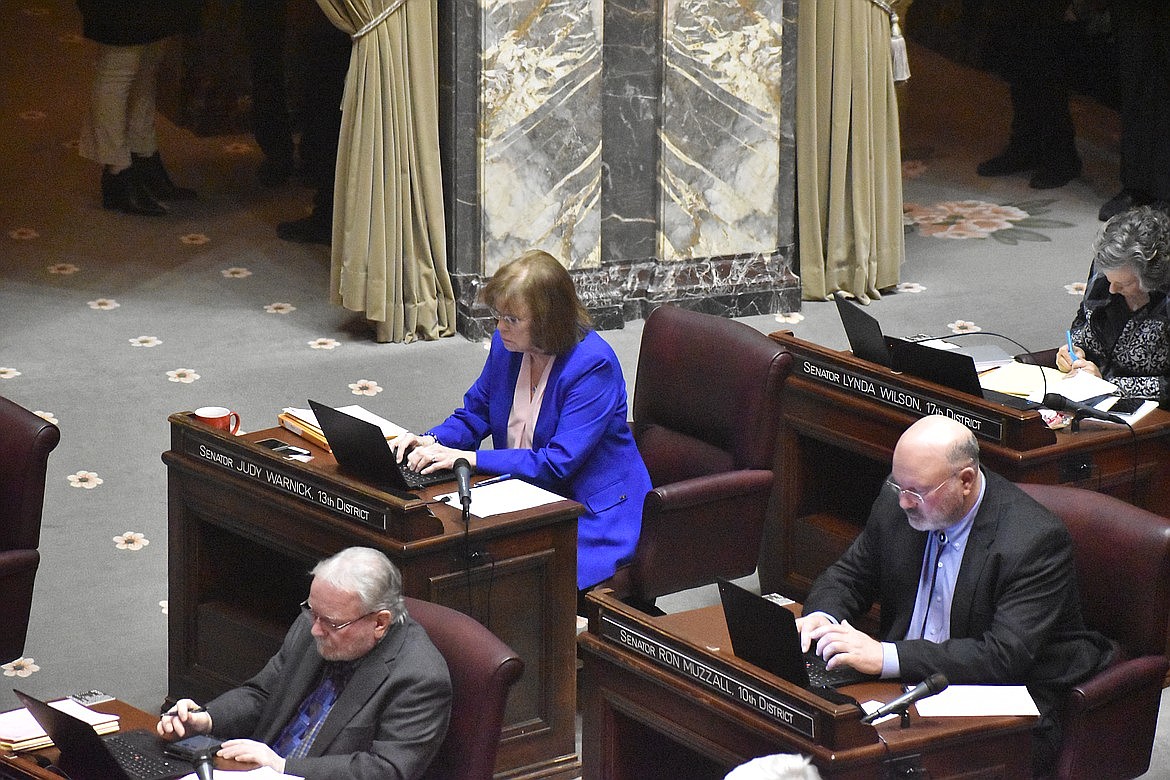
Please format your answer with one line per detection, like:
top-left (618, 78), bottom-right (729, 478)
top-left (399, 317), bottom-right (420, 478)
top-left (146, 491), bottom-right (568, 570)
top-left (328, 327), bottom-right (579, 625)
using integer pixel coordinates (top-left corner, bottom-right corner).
top-left (0, 395), bottom-right (60, 663)
top-left (406, 597), bottom-right (525, 780)
top-left (597, 306), bottom-right (792, 611)
top-left (1018, 483), bottom-right (1170, 780)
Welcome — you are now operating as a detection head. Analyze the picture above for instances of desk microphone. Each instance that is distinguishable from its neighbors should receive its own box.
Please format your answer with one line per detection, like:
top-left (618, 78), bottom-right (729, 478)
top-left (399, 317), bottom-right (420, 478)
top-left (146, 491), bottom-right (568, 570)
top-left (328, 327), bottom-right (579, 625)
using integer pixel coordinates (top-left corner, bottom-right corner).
top-left (454, 458), bottom-right (473, 510)
top-left (191, 747), bottom-right (215, 780)
top-left (1042, 393), bottom-right (1125, 425)
top-left (860, 672), bottom-right (948, 724)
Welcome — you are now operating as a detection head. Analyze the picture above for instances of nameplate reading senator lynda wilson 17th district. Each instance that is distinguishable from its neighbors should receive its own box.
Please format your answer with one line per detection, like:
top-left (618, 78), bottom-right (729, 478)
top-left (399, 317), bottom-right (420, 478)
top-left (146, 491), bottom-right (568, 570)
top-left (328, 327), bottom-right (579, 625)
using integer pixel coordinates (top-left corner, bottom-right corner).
top-left (183, 432), bottom-right (388, 530)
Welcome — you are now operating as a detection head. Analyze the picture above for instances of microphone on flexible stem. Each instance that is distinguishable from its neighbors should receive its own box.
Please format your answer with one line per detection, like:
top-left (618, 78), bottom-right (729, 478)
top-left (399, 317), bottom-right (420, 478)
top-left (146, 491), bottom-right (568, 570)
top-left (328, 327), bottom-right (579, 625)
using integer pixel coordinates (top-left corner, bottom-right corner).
top-left (1042, 393), bottom-right (1125, 426)
top-left (453, 458), bottom-right (473, 512)
top-left (191, 747), bottom-right (215, 780)
top-left (860, 672), bottom-right (948, 725)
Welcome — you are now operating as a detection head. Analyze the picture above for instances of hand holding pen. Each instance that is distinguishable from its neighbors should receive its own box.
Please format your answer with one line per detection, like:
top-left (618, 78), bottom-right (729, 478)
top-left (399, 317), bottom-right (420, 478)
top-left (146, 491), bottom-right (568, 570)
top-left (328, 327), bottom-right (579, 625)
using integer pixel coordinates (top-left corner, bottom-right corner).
top-left (1058, 329), bottom-right (1084, 373)
top-left (156, 698), bottom-right (213, 741)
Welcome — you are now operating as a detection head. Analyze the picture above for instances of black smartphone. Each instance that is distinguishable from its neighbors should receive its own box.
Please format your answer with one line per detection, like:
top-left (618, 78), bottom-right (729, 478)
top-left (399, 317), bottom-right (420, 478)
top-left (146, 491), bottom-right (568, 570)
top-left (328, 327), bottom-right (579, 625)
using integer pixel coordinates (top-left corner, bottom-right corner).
top-left (162, 734), bottom-right (222, 760)
top-left (1109, 397), bottom-right (1145, 415)
top-left (256, 437), bottom-right (310, 456)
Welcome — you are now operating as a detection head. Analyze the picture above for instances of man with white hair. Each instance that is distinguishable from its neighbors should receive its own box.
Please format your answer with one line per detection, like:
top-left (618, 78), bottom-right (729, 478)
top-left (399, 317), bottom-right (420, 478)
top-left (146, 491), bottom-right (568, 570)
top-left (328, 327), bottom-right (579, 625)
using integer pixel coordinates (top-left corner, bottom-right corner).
top-left (158, 547), bottom-right (452, 780)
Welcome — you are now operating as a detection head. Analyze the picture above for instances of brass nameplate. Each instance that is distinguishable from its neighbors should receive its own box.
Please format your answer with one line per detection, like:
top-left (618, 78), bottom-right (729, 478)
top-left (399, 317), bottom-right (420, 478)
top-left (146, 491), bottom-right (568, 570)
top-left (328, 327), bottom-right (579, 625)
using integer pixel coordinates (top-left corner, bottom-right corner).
top-left (183, 433), bottom-right (388, 530)
top-left (795, 355), bottom-right (1004, 442)
top-left (599, 611), bottom-right (818, 739)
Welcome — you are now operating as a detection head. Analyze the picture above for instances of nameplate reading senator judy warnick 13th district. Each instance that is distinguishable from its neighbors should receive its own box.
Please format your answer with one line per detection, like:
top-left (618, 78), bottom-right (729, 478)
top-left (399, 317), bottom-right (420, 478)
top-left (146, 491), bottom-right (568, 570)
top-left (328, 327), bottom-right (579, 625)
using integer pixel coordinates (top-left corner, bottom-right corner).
top-left (184, 433), bottom-right (387, 530)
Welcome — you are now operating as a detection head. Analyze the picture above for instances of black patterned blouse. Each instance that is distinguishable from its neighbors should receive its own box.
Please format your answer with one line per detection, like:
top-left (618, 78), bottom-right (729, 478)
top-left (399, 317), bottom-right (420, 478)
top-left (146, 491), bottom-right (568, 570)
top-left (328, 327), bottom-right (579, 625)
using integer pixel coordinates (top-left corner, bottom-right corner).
top-left (1070, 272), bottom-right (1170, 402)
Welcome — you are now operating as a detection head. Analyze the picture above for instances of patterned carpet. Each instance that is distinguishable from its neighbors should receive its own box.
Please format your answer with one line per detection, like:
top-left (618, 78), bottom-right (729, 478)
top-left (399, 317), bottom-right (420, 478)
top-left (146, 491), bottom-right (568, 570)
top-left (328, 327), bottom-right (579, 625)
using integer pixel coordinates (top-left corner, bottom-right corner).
top-left (2, 1), bottom-right (1167, 776)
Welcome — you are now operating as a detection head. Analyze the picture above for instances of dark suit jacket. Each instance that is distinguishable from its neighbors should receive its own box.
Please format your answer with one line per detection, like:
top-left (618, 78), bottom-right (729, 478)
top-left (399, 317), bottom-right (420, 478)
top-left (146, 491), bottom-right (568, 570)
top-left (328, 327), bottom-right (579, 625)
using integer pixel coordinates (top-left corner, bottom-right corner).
top-left (205, 613), bottom-right (452, 780)
top-left (429, 329), bottom-right (651, 589)
top-left (804, 470), bottom-right (1113, 717)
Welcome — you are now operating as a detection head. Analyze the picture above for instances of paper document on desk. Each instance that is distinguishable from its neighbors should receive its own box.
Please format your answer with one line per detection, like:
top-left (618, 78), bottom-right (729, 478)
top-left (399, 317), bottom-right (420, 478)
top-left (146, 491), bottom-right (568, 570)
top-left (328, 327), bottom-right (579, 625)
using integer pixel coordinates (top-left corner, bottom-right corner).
top-left (178, 768), bottom-right (303, 780)
top-left (1099, 397), bottom-right (1160, 424)
top-left (436, 479), bottom-right (568, 518)
top-left (0, 699), bottom-right (119, 751)
top-left (913, 685), bottom-right (1040, 717)
top-left (283, 405), bottom-right (405, 440)
top-left (978, 362), bottom-right (1117, 402)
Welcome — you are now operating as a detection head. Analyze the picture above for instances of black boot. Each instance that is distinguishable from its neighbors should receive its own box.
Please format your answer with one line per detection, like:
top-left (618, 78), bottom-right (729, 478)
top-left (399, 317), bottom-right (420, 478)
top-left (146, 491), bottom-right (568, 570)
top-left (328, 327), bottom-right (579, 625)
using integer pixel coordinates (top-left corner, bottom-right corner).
top-left (132, 152), bottom-right (196, 201)
top-left (101, 167), bottom-right (168, 216)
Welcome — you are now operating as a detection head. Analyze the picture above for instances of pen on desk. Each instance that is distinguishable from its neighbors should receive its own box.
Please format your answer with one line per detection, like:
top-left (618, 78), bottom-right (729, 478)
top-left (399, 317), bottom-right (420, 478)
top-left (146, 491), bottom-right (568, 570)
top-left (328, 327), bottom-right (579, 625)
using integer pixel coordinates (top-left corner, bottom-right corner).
top-left (473, 473), bottom-right (512, 488)
top-left (161, 705), bottom-right (206, 717)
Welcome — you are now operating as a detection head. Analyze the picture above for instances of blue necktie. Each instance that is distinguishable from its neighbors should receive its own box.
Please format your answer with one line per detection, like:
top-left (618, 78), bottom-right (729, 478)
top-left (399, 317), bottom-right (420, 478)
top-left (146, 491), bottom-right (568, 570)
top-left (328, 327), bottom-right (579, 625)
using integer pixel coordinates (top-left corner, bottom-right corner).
top-left (272, 666), bottom-right (343, 759)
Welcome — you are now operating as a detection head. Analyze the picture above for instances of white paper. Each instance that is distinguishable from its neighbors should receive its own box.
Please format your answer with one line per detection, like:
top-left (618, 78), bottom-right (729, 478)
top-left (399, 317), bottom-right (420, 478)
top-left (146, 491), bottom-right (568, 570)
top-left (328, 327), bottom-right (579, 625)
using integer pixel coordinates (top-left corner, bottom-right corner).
top-left (1099, 398), bottom-right (1159, 424)
top-left (912, 685), bottom-right (1040, 717)
top-left (435, 479), bottom-right (567, 518)
top-left (177, 769), bottom-right (303, 780)
top-left (1029, 371), bottom-right (1118, 403)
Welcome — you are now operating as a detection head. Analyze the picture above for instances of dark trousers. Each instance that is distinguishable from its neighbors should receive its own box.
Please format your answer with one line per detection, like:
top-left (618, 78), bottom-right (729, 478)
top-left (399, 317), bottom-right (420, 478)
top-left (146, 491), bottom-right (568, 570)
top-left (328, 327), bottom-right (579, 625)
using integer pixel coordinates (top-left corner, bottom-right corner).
top-left (1115, 0), bottom-right (1170, 200)
top-left (298, 6), bottom-right (350, 212)
top-left (241, 0), bottom-right (294, 166)
top-left (983, 3), bottom-right (1078, 166)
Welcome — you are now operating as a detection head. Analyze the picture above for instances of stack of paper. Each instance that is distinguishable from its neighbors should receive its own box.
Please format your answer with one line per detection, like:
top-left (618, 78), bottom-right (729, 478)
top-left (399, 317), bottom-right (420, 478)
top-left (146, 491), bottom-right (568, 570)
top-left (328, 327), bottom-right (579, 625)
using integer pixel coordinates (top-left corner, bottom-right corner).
top-left (0, 699), bottom-right (119, 752)
top-left (279, 406), bottom-right (406, 454)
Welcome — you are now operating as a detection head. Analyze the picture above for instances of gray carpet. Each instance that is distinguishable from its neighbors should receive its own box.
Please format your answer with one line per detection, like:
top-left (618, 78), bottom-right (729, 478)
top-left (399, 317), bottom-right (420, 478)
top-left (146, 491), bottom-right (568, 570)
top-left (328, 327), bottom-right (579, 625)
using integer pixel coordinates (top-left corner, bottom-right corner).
top-left (2, 1), bottom-right (1167, 775)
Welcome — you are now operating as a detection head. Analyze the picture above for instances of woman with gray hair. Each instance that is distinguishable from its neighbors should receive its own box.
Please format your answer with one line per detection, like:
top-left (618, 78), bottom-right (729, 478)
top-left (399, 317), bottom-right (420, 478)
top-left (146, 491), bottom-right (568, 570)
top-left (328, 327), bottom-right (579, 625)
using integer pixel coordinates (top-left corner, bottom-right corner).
top-left (1057, 206), bottom-right (1170, 402)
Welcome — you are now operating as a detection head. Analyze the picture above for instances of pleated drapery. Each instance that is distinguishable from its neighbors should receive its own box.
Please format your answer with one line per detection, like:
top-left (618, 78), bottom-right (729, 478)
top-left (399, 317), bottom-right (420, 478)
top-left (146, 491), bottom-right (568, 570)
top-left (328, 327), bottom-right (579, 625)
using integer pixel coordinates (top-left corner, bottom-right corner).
top-left (315, 0), bottom-right (456, 343)
top-left (795, 0), bottom-right (906, 303)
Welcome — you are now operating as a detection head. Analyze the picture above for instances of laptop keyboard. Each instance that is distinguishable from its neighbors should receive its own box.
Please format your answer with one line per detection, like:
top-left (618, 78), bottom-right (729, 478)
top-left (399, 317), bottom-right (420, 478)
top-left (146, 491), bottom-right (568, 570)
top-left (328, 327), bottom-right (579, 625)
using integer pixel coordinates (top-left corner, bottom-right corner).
top-left (104, 732), bottom-right (182, 780)
top-left (399, 463), bottom-right (455, 489)
top-left (804, 651), bottom-right (871, 688)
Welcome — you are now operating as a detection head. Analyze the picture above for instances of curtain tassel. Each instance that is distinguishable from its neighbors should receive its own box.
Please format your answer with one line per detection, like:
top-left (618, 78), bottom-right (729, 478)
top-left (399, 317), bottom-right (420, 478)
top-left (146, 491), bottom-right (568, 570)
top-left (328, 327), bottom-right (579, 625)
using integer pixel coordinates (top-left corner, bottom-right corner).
top-left (889, 16), bottom-right (910, 83)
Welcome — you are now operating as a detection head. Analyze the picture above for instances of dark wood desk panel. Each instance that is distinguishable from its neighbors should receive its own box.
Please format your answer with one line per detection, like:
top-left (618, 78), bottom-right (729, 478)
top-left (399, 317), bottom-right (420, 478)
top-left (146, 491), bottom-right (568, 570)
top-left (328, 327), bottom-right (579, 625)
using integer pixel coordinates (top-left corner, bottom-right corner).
top-left (163, 413), bottom-right (582, 780)
top-left (761, 332), bottom-right (1170, 601)
top-left (579, 593), bottom-right (1034, 780)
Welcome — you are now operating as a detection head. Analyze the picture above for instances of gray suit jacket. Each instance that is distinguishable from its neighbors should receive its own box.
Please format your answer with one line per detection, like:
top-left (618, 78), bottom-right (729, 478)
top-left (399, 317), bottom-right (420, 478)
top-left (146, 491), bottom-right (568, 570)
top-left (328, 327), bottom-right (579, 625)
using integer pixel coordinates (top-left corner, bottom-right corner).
top-left (804, 470), bottom-right (1113, 717)
top-left (206, 613), bottom-right (452, 780)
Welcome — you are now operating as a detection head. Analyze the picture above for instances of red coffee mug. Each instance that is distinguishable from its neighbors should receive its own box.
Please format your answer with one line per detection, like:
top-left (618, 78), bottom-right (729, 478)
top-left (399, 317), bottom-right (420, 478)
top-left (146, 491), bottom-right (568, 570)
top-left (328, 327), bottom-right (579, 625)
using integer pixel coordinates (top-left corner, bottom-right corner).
top-left (194, 406), bottom-right (241, 434)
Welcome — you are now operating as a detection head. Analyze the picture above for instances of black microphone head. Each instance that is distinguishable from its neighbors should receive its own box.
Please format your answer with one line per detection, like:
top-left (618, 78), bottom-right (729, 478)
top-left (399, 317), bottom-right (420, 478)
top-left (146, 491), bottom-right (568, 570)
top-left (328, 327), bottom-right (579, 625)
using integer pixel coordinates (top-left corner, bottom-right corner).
top-left (923, 672), bottom-right (948, 694)
top-left (192, 748), bottom-right (215, 780)
top-left (1042, 393), bottom-right (1071, 411)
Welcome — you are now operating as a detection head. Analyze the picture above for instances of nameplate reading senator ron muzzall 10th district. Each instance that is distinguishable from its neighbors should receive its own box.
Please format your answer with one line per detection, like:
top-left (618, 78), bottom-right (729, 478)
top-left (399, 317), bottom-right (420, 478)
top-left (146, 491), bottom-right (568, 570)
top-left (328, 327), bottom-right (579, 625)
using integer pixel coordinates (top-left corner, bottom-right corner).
top-left (597, 610), bottom-right (819, 740)
top-left (182, 429), bottom-right (388, 530)
top-left (794, 355), bottom-right (1004, 442)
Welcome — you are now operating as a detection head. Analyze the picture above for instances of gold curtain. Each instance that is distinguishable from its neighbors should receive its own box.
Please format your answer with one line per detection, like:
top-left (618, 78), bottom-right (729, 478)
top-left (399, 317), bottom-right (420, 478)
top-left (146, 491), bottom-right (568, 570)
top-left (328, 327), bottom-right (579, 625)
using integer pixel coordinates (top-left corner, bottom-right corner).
top-left (314, 0), bottom-right (456, 342)
top-left (796, 0), bottom-right (906, 303)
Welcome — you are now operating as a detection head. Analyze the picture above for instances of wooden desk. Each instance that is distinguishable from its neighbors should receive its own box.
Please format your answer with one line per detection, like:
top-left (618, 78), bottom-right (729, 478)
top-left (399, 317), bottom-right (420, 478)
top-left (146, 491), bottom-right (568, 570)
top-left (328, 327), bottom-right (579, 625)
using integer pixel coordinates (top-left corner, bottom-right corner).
top-left (0, 700), bottom-right (253, 779)
top-left (761, 332), bottom-right (1170, 599)
top-left (578, 592), bottom-right (1035, 779)
top-left (162, 412), bottom-right (583, 780)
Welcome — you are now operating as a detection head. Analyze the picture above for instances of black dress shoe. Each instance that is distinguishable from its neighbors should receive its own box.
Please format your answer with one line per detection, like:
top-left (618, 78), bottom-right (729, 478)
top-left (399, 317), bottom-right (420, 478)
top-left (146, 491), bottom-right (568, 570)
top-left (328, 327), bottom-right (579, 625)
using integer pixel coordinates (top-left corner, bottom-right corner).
top-left (101, 167), bottom-right (167, 216)
top-left (1029, 158), bottom-right (1082, 190)
top-left (1099, 190), bottom-right (1152, 222)
top-left (276, 213), bottom-right (331, 245)
top-left (976, 147), bottom-right (1038, 177)
top-left (132, 152), bottom-right (196, 201)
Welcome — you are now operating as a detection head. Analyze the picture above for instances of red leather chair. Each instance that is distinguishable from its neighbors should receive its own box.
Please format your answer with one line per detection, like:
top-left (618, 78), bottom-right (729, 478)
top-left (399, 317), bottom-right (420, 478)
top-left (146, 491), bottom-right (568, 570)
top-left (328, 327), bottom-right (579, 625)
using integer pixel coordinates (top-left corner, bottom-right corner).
top-left (0, 395), bottom-right (60, 663)
top-left (1018, 483), bottom-right (1170, 780)
top-left (406, 597), bottom-right (524, 780)
top-left (596, 306), bottom-right (792, 611)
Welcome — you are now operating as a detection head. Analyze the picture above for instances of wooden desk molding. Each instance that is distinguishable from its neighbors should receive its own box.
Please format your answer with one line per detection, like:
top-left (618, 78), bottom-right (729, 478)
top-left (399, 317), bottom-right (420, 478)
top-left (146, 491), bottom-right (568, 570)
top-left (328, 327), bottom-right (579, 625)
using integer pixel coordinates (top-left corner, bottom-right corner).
top-left (163, 412), bottom-right (584, 780)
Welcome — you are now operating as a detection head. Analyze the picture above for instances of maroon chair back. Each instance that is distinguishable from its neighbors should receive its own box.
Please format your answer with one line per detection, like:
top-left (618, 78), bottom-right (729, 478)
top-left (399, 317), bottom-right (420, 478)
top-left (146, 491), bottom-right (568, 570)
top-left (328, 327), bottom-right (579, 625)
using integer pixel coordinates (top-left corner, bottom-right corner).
top-left (1018, 483), bottom-right (1170, 779)
top-left (0, 395), bottom-right (60, 662)
top-left (632, 305), bottom-right (789, 487)
top-left (407, 597), bottom-right (525, 780)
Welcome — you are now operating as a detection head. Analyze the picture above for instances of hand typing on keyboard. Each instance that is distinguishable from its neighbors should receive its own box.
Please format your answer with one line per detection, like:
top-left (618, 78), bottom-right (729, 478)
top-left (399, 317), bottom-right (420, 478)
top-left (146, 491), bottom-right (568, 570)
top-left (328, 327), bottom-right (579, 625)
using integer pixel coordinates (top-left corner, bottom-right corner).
top-left (799, 617), bottom-right (884, 676)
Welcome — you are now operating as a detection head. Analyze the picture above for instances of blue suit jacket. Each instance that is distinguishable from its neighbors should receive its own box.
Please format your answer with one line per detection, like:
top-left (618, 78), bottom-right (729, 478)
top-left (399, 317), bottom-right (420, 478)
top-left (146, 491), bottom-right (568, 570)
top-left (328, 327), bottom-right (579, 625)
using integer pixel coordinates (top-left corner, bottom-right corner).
top-left (429, 330), bottom-right (651, 588)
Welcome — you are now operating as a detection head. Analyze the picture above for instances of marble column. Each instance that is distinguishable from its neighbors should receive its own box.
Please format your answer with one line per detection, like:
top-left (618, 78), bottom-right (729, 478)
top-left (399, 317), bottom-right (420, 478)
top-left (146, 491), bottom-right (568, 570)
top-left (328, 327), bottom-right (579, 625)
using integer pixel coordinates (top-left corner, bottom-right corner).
top-left (441, 0), bottom-right (800, 338)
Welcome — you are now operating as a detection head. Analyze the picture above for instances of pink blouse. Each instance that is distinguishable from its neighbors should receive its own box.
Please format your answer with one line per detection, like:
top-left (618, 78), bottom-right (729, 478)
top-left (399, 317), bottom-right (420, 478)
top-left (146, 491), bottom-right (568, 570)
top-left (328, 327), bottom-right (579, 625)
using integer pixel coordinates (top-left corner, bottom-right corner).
top-left (507, 352), bottom-right (555, 449)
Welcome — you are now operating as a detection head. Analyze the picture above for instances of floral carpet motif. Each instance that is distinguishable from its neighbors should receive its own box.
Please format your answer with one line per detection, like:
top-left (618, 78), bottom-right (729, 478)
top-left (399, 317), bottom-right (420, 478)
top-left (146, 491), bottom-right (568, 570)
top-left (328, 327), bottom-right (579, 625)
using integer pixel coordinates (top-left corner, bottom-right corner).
top-left (903, 199), bottom-right (1075, 243)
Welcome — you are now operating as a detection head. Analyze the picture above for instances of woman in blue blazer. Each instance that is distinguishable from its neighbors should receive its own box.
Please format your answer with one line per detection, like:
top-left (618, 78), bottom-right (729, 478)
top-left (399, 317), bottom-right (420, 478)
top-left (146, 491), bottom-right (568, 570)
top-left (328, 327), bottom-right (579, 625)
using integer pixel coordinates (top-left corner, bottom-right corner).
top-left (393, 251), bottom-right (651, 594)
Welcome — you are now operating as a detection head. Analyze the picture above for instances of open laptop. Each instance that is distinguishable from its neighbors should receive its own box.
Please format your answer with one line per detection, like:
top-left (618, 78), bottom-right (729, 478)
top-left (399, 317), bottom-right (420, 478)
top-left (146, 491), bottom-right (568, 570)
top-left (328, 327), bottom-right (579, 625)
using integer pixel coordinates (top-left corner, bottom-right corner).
top-left (890, 340), bottom-right (1036, 410)
top-left (716, 578), bottom-right (871, 697)
top-left (13, 689), bottom-right (188, 780)
top-left (833, 293), bottom-right (906, 367)
top-left (308, 399), bottom-right (455, 493)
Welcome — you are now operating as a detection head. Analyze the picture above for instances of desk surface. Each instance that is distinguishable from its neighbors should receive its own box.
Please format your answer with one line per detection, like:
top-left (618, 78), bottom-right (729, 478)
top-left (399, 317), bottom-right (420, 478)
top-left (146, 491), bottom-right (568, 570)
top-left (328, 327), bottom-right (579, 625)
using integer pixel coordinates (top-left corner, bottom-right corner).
top-left (579, 592), bottom-right (1035, 780)
top-left (0, 700), bottom-right (254, 779)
